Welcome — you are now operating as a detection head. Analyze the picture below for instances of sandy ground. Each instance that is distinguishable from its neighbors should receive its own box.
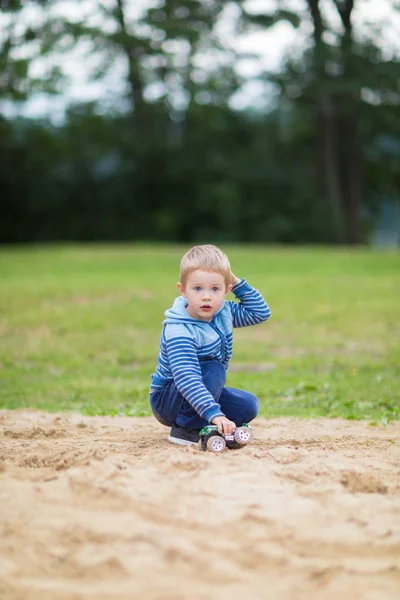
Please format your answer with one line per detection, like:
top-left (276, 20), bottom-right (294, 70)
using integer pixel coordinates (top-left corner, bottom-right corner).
top-left (0, 411), bottom-right (399, 600)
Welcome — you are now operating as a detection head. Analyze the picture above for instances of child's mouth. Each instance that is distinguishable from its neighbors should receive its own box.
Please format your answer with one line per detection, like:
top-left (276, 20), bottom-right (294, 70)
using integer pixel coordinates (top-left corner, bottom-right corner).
top-left (201, 305), bottom-right (211, 311)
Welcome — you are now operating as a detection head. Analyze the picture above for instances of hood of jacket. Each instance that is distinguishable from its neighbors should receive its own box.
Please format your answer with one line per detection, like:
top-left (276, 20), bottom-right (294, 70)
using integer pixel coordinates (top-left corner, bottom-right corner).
top-left (163, 296), bottom-right (225, 326)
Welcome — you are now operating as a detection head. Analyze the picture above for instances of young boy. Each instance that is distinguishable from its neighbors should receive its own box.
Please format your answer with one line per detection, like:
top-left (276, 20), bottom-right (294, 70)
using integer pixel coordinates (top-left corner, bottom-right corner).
top-left (150, 245), bottom-right (271, 446)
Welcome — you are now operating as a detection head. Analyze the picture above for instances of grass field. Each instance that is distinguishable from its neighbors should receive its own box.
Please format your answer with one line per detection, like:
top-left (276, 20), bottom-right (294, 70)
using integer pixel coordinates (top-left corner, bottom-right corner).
top-left (0, 245), bottom-right (398, 423)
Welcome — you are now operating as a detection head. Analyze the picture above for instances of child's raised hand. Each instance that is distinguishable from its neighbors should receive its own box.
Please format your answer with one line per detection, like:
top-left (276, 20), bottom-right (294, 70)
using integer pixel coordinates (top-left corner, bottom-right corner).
top-left (212, 416), bottom-right (236, 435)
top-left (231, 272), bottom-right (241, 286)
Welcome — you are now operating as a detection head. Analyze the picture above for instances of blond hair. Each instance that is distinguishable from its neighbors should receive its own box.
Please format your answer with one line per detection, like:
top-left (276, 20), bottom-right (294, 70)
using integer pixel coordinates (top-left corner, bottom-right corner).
top-left (179, 245), bottom-right (231, 288)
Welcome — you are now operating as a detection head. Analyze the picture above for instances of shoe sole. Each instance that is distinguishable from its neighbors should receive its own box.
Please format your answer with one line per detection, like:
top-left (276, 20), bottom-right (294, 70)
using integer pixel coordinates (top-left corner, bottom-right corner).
top-left (168, 435), bottom-right (198, 447)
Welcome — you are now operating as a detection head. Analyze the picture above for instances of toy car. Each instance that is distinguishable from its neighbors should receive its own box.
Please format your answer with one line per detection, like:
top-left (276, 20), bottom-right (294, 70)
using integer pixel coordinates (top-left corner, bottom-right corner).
top-left (198, 423), bottom-right (253, 453)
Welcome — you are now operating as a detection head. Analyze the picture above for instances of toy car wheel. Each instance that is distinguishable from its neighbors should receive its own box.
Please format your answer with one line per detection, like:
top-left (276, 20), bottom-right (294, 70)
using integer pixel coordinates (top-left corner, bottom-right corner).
top-left (234, 427), bottom-right (252, 446)
top-left (206, 435), bottom-right (226, 453)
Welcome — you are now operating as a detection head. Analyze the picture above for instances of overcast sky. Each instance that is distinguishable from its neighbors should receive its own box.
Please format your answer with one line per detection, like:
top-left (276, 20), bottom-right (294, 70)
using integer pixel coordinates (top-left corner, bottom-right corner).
top-left (1, 0), bottom-right (399, 120)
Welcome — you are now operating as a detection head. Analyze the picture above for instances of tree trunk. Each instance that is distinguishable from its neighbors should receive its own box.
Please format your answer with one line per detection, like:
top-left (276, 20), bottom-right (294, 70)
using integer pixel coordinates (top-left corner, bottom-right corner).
top-left (115, 0), bottom-right (145, 124)
top-left (334, 0), bottom-right (363, 243)
top-left (317, 98), bottom-right (345, 241)
top-left (307, 0), bottom-right (345, 241)
top-left (337, 110), bottom-right (362, 243)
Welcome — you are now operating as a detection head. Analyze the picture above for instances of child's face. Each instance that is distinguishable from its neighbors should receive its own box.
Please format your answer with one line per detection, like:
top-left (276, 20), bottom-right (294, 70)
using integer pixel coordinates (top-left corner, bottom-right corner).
top-left (177, 269), bottom-right (232, 321)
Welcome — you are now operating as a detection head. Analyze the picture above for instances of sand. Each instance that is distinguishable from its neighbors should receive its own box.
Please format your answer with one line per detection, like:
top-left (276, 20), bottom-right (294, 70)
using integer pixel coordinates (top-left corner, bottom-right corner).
top-left (0, 410), bottom-right (399, 600)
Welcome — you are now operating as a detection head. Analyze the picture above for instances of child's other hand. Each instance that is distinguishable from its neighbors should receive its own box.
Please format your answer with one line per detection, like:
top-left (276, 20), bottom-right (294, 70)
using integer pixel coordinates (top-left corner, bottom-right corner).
top-left (231, 272), bottom-right (241, 286)
top-left (212, 416), bottom-right (236, 435)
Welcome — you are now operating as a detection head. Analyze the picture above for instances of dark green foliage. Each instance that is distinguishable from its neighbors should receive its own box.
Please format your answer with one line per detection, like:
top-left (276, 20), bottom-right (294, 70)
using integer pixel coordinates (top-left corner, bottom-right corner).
top-left (0, 1), bottom-right (61, 101)
top-left (0, 0), bottom-right (399, 244)
top-left (0, 101), bottom-right (336, 243)
top-left (240, 8), bottom-right (301, 29)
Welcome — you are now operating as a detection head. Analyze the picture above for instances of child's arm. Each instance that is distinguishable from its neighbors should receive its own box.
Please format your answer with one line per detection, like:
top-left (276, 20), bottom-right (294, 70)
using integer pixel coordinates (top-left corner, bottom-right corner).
top-left (164, 329), bottom-right (226, 424)
top-left (227, 273), bottom-right (271, 328)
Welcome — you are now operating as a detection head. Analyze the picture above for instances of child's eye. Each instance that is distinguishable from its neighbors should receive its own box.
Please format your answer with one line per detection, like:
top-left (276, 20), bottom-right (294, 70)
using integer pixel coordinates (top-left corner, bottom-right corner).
top-left (212, 287), bottom-right (220, 292)
top-left (194, 286), bottom-right (202, 292)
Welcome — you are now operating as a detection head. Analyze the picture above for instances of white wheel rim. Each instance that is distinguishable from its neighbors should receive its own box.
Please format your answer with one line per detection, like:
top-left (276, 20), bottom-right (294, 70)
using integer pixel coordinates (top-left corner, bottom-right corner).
top-left (212, 438), bottom-right (225, 452)
top-left (236, 429), bottom-right (250, 442)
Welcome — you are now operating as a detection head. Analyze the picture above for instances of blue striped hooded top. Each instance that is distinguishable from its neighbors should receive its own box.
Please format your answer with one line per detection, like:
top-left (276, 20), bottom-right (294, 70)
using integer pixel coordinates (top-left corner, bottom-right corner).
top-left (150, 279), bottom-right (271, 423)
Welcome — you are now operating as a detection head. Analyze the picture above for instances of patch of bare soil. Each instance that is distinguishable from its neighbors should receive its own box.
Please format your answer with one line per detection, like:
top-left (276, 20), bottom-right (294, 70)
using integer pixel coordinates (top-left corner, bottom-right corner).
top-left (0, 410), bottom-right (399, 600)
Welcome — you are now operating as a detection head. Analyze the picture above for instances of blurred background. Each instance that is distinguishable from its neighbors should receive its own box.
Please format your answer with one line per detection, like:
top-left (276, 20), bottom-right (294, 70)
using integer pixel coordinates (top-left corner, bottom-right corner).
top-left (1, 0), bottom-right (400, 246)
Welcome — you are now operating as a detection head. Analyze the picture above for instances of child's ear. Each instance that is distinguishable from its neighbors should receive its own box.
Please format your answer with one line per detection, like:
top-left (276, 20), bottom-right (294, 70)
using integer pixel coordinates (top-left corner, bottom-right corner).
top-left (177, 282), bottom-right (186, 297)
top-left (225, 284), bottom-right (233, 296)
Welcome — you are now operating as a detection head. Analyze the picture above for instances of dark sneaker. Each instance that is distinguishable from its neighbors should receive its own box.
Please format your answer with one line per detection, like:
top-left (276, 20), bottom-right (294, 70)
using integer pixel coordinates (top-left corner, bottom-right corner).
top-left (168, 423), bottom-right (200, 447)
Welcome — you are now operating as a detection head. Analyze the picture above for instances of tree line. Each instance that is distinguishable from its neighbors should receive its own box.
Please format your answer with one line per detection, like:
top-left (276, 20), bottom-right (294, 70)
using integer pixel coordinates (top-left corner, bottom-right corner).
top-left (1, 0), bottom-right (399, 244)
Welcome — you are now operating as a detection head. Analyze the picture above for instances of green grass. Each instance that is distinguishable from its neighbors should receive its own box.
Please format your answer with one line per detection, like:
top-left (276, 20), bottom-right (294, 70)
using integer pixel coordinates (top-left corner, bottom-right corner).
top-left (0, 244), bottom-right (399, 423)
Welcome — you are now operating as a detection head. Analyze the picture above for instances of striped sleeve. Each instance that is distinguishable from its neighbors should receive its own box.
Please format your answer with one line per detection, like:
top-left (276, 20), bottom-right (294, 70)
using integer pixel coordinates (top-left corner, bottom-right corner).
top-left (227, 279), bottom-right (271, 328)
top-left (164, 328), bottom-right (225, 423)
